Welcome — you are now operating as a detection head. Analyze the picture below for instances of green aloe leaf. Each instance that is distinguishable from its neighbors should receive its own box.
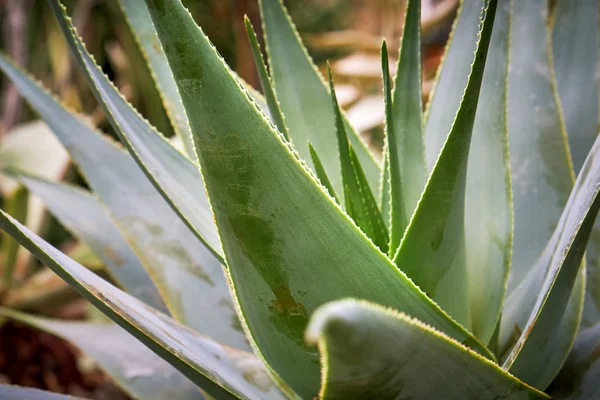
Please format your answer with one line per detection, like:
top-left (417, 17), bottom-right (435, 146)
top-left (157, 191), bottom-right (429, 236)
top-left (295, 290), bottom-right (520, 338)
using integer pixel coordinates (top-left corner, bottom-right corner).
top-left (392, 0), bottom-right (497, 329)
top-left (423, 0), bottom-right (483, 169)
top-left (144, 0), bottom-right (493, 397)
top-left (117, 0), bottom-right (195, 158)
top-left (499, 0), bottom-right (585, 388)
top-left (0, 385), bottom-right (82, 399)
top-left (308, 143), bottom-right (338, 203)
top-left (306, 299), bottom-right (548, 400)
top-left (0, 186), bottom-right (28, 291)
top-left (0, 308), bottom-right (204, 400)
top-left (501, 137), bottom-right (600, 388)
top-left (0, 54), bottom-right (248, 351)
top-left (7, 171), bottom-right (166, 312)
top-left (384, 0), bottom-right (426, 256)
top-left (548, 322), bottom-right (600, 399)
top-left (244, 17), bottom-right (288, 141)
top-left (552, 0), bottom-right (600, 328)
top-left (259, 0), bottom-right (380, 197)
top-left (462, 0), bottom-right (512, 344)
top-left (330, 70), bottom-right (388, 252)
top-left (0, 210), bottom-right (285, 400)
top-left (49, 1), bottom-right (223, 262)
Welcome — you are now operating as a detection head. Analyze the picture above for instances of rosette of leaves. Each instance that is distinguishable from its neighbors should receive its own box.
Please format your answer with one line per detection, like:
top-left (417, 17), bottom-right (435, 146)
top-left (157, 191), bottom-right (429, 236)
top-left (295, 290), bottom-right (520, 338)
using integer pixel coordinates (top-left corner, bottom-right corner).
top-left (0, 0), bottom-right (599, 398)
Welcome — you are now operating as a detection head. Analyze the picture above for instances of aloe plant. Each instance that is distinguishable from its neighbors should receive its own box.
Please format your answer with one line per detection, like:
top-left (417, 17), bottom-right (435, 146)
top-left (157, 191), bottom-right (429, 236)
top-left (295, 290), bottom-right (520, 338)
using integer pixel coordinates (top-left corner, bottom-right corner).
top-left (0, 0), bottom-right (599, 398)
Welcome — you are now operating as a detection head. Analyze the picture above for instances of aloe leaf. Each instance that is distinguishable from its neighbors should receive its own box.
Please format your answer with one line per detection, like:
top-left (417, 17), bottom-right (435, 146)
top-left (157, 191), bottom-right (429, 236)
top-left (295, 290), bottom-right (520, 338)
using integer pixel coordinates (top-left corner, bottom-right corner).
top-left (500, 136), bottom-right (600, 388)
top-left (0, 308), bottom-right (205, 400)
top-left (259, 0), bottom-right (380, 197)
top-left (463, 0), bottom-right (511, 344)
top-left (0, 55), bottom-right (248, 351)
top-left (498, 0), bottom-right (585, 388)
top-left (330, 70), bottom-right (388, 252)
top-left (144, 0), bottom-right (493, 396)
top-left (308, 143), bottom-right (338, 203)
top-left (552, 0), bottom-right (600, 328)
top-left (548, 321), bottom-right (600, 399)
top-left (244, 17), bottom-right (288, 141)
top-left (379, 153), bottom-right (391, 230)
top-left (0, 385), bottom-right (82, 399)
top-left (0, 211), bottom-right (286, 400)
top-left (392, 0), bottom-right (497, 328)
top-left (423, 0), bottom-right (483, 169)
top-left (7, 171), bottom-right (166, 312)
top-left (0, 186), bottom-right (28, 291)
top-left (117, 0), bottom-right (195, 158)
top-left (384, 0), bottom-right (426, 256)
top-left (306, 299), bottom-right (549, 400)
top-left (48, 1), bottom-right (223, 262)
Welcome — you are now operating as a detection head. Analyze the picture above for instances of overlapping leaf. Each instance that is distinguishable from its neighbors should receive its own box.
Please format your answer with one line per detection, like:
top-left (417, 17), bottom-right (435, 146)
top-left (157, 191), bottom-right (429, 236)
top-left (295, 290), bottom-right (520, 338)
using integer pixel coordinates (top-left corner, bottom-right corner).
top-left (306, 299), bottom-right (548, 400)
top-left (0, 211), bottom-right (285, 400)
top-left (392, 0), bottom-right (496, 329)
top-left (144, 0), bottom-right (492, 398)
top-left (0, 53), bottom-right (248, 351)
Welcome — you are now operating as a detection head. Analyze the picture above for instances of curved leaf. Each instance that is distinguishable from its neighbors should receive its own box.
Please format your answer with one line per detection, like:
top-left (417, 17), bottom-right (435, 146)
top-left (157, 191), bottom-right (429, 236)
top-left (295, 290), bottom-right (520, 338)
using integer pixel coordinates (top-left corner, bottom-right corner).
top-left (423, 0), bottom-right (483, 169)
top-left (0, 308), bottom-right (205, 400)
top-left (463, 0), bottom-right (512, 344)
top-left (259, 0), bottom-right (380, 197)
top-left (8, 172), bottom-right (166, 311)
top-left (306, 299), bottom-right (548, 400)
top-left (0, 210), bottom-right (285, 400)
top-left (144, 0), bottom-right (493, 397)
top-left (0, 54), bottom-right (248, 351)
top-left (385, 0), bottom-right (426, 256)
top-left (392, 0), bottom-right (497, 328)
top-left (502, 134), bottom-right (600, 387)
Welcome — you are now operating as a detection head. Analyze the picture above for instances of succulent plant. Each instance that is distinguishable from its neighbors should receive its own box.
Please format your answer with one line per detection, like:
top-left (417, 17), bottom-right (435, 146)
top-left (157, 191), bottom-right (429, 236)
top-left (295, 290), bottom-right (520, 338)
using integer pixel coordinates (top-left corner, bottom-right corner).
top-left (0, 0), bottom-right (599, 398)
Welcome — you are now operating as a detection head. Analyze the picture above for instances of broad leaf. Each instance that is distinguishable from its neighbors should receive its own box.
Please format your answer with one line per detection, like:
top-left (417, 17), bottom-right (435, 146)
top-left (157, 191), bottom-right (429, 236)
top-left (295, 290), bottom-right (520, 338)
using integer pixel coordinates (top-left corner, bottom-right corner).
top-left (552, 0), bottom-right (600, 328)
top-left (0, 210), bottom-right (285, 400)
top-left (392, 0), bottom-right (497, 328)
top-left (0, 385), bottom-right (82, 399)
top-left (0, 54), bottom-right (248, 351)
top-left (50, 2), bottom-right (223, 262)
top-left (330, 70), bottom-right (388, 252)
top-left (144, 0), bottom-right (493, 397)
top-left (384, 0), bottom-right (426, 256)
top-left (259, 0), bottom-right (380, 197)
top-left (499, 0), bottom-right (584, 388)
top-left (502, 131), bottom-right (600, 387)
top-left (463, 0), bottom-right (512, 344)
top-left (244, 17), bottom-right (288, 141)
top-left (306, 299), bottom-right (548, 400)
top-left (8, 171), bottom-right (166, 311)
top-left (0, 308), bottom-right (204, 400)
top-left (423, 0), bottom-right (483, 169)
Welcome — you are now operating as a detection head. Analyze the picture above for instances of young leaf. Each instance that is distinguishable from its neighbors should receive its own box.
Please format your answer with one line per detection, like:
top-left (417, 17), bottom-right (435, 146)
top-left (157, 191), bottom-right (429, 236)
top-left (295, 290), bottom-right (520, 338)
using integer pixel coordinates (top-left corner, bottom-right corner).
top-left (244, 17), bottom-right (289, 141)
top-left (8, 171), bottom-right (166, 312)
top-left (384, 0), bottom-right (427, 256)
top-left (423, 0), bottom-right (484, 169)
top-left (308, 142), bottom-right (338, 203)
top-left (0, 309), bottom-right (204, 400)
top-left (0, 54), bottom-right (248, 351)
top-left (392, 0), bottom-right (497, 328)
top-left (463, 0), bottom-right (512, 344)
top-left (330, 69), bottom-right (388, 252)
top-left (259, 0), bottom-right (380, 197)
top-left (501, 136), bottom-right (600, 388)
top-left (306, 299), bottom-right (548, 400)
top-left (0, 211), bottom-right (286, 400)
top-left (49, 2), bottom-right (224, 262)
top-left (552, 0), bottom-right (600, 328)
top-left (144, 0), bottom-right (493, 397)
